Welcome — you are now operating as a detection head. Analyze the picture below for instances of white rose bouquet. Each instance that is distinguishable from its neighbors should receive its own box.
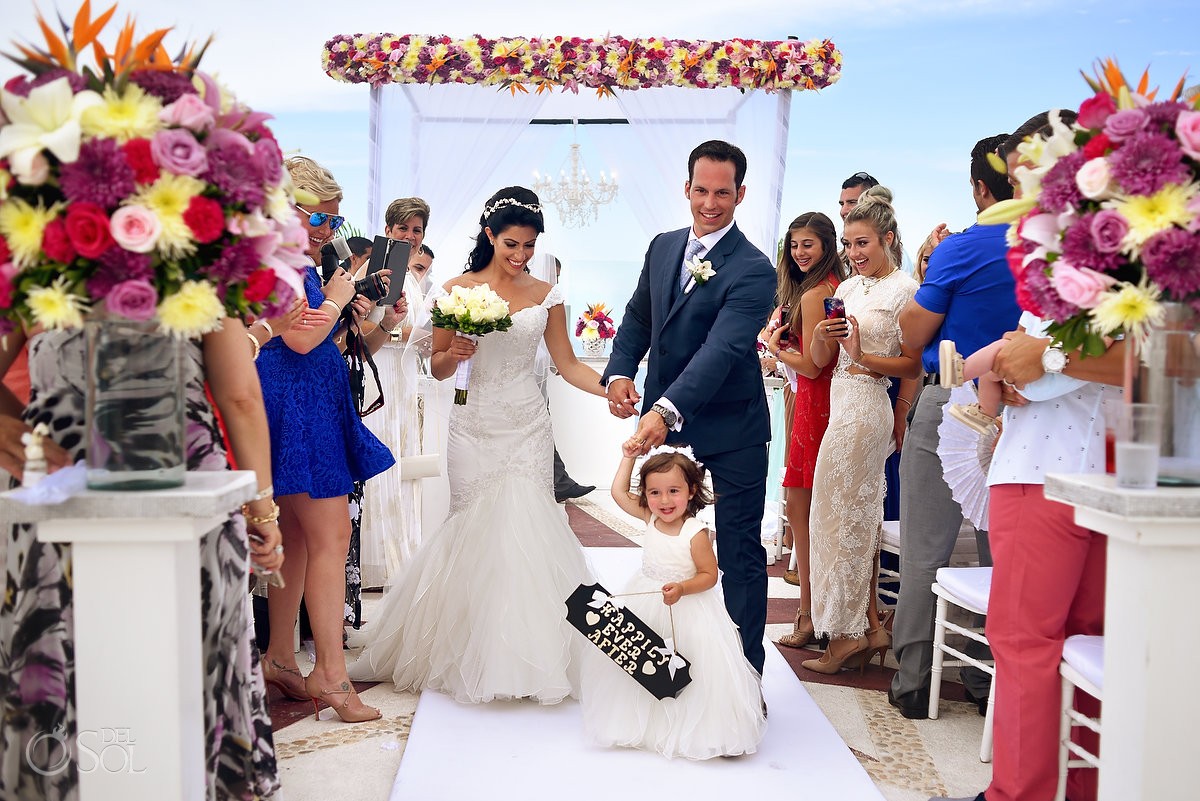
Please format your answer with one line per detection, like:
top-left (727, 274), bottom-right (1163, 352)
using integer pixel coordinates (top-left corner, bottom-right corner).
top-left (431, 283), bottom-right (513, 404)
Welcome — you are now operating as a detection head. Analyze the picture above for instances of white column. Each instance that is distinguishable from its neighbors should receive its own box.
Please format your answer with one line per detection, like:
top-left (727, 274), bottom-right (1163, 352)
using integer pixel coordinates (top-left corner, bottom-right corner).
top-left (1, 471), bottom-right (256, 801)
top-left (1044, 473), bottom-right (1200, 801)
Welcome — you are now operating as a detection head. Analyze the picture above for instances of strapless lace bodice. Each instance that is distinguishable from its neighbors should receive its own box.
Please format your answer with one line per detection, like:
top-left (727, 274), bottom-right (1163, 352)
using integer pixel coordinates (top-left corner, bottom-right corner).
top-left (444, 285), bottom-right (563, 514)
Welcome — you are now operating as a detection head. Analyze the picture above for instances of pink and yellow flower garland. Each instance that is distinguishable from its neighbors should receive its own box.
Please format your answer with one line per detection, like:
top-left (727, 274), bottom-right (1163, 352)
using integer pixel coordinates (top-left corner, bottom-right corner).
top-left (322, 34), bottom-right (841, 94)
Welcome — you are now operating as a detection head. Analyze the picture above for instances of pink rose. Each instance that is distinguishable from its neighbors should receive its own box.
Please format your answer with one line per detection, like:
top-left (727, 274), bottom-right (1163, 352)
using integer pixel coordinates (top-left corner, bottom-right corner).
top-left (18, 153), bottom-right (50, 186)
top-left (1074, 157), bottom-right (1115, 200)
top-left (151, 129), bottom-right (208, 176)
top-left (106, 279), bottom-right (159, 321)
top-left (1051, 262), bottom-right (1116, 309)
top-left (1103, 108), bottom-right (1149, 142)
top-left (1077, 92), bottom-right (1117, 130)
top-left (1176, 110), bottom-right (1200, 161)
top-left (159, 93), bottom-right (215, 132)
top-left (1090, 209), bottom-right (1129, 254)
top-left (110, 205), bottom-right (162, 253)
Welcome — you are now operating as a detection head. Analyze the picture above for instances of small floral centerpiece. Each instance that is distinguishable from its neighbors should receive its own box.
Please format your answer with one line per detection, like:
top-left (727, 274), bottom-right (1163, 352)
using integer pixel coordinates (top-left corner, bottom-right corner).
top-left (0, 1), bottom-right (309, 338)
top-left (575, 302), bottom-right (616, 341)
top-left (980, 60), bottom-right (1200, 355)
top-left (431, 283), bottom-right (513, 404)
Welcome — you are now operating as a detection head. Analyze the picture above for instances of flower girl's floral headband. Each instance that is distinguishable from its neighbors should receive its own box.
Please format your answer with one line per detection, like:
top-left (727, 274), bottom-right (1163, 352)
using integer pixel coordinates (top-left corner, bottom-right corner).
top-left (646, 444), bottom-right (703, 469)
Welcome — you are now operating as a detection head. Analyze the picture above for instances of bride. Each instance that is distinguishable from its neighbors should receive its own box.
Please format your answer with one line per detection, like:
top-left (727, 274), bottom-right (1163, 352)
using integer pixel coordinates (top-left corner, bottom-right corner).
top-left (349, 186), bottom-right (606, 704)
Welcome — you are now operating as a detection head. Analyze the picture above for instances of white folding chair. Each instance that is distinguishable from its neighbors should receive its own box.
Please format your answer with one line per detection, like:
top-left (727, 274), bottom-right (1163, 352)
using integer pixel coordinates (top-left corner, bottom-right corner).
top-left (1056, 635), bottom-right (1103, 801)
top-left (878, 520), bottom-right (902, 607)
top-left (929, 566), bottom-right (995, 762)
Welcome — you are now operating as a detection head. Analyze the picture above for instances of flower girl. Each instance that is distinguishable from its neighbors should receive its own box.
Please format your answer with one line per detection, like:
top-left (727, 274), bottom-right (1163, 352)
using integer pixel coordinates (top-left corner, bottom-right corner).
top-left (579, 442), bottom-right (766, 759)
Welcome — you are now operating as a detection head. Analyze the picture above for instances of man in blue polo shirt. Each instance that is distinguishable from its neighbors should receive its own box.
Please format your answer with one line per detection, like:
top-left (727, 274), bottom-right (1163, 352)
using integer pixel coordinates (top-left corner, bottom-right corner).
top-left (887, 134), bottom-right (1019, 719)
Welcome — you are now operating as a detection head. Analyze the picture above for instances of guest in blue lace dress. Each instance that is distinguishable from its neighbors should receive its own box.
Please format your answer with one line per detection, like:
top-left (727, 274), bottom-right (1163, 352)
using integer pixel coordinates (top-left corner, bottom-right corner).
top-left (255, 157), bottom-right (396, 723)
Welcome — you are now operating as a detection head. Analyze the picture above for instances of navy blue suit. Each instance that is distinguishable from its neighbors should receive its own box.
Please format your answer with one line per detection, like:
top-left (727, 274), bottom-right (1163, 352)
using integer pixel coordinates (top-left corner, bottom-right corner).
top-left (604, 223), bottom-right (776, 672)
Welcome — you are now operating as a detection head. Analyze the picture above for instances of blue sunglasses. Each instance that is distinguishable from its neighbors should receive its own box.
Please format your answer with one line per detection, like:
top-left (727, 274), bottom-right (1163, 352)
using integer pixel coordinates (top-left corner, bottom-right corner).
top-left (295, 205), bottom-right (345, 232)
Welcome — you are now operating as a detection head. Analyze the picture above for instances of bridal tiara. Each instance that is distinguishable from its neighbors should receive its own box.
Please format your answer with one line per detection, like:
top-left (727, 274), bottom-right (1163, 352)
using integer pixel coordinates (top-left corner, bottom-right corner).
top-left (483, 197), bottom-right (543, 218)
top-left (646, 444), bottom-right (703, 469)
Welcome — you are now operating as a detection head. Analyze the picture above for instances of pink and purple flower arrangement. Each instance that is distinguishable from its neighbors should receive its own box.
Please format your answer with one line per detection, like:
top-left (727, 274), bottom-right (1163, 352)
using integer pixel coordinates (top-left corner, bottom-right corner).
top-left (0, 2), bottom-right (309, 338)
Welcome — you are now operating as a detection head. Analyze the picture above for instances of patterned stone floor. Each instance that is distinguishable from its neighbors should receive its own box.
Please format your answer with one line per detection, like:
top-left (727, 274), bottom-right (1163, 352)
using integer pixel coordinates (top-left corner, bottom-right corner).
top-left (268, 494), bottom-right (991, 801)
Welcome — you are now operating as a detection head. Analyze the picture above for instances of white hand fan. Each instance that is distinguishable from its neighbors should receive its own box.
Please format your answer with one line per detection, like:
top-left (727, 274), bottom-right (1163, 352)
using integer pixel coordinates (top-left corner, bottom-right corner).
top-left (936, 384), bottom-right (998, 530)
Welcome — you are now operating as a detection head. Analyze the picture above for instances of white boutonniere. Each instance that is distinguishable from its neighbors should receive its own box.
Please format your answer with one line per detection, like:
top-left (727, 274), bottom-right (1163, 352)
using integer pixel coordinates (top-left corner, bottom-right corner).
top-left (684, 257), bottom-right (716, 294)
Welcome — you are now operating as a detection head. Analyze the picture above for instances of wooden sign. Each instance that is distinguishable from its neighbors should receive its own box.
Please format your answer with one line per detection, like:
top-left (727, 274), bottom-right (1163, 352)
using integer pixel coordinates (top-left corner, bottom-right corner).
top-left (565, 582), bottom-right (691, 699)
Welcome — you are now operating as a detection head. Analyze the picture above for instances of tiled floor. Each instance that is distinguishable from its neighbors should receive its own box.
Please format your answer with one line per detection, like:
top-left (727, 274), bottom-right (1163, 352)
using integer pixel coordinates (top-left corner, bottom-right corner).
top-left (268, 494), bottom-right (991, 801)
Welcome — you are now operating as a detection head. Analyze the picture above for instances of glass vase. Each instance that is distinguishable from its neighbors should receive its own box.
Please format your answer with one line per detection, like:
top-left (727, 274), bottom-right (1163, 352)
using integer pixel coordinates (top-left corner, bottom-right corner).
top-left (1123, 301), bottom-right (1200, 486)
top-left (84, 317), bottom-right (186, 490)
top-left (582, 337), bottom-right (607, 358)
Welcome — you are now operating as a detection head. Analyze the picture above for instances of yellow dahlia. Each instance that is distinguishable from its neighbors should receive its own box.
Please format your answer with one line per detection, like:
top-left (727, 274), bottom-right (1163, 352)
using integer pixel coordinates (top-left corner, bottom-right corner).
top-left (1109, 183), bottom-right (1198, 250)
top-left (130, 173), bottom-right (205, 258)
top-left (80, 83), bottom-right (163, 144)
top-left (27, 276), bottom-right (86, 329)
top-left (0, 198), bottom-right (61, 268)
top-left (157, 280), bottom-right (224, 338)
top-left (1089, 280), bottom-right (1164, 342)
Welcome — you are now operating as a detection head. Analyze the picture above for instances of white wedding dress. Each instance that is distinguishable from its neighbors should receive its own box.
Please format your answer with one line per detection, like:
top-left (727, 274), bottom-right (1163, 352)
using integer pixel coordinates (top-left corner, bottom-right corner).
top-left (349, 285), bottom-right (593, 704)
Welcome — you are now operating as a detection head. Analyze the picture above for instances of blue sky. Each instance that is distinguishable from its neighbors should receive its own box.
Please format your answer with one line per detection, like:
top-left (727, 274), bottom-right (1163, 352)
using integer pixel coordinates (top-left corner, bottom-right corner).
top-left (4, 0), bottom-right (1198, 272)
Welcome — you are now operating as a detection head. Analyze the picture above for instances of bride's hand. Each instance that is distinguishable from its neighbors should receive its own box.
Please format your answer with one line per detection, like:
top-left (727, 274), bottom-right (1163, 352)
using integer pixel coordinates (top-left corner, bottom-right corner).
top-left (448, 333), bottom-right (477, 361)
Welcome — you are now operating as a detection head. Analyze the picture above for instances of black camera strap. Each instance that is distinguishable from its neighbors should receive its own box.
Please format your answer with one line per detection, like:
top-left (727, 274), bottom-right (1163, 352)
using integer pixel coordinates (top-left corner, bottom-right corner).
top-left (342, 309), bottom-right (385, 418)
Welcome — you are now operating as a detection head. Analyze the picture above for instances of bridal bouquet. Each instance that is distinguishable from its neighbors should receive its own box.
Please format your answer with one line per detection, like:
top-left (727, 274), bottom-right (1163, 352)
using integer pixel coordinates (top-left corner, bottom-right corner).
top-left (575, 302), bottom-right (615, 340)
top-left (0, 1), bottom-right (309, 338)
top-left (980, 59), bottom-right (1200, 354)
top-left (431, 283), bottom-right (513, 404)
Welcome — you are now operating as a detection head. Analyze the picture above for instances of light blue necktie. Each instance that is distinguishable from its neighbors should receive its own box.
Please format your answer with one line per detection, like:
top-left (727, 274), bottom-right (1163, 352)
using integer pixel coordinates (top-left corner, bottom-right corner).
top-left (680, 238), bottom-right (705, 290)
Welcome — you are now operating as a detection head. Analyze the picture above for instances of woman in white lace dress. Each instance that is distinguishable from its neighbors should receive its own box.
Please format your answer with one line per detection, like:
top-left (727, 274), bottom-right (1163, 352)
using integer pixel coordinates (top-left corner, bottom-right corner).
top-left (804, 193), bottom-right (922, 673)
top-left (349, 187), bottom-right (606, 703)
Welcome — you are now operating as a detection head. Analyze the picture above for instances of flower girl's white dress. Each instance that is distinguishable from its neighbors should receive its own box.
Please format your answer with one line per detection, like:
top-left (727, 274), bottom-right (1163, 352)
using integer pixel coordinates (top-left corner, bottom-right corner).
top-left (580, 515), bottom-right (766, 759)
top-left (349, 285), bottom-right (592, 704)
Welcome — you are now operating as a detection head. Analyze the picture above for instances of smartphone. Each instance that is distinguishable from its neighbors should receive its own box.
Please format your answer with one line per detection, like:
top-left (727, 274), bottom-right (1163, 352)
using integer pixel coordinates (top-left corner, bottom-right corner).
top-left (365, 236), bottom-right (412, 306)
top-left (823, 297), bottom-right (846, 320)
top-left (778, 305), bottom-right (791, 345)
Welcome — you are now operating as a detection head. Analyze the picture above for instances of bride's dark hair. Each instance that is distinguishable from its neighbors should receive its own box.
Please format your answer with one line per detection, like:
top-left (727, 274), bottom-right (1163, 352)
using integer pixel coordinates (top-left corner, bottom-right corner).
top-left (465, 186), bottom-right (545, 273)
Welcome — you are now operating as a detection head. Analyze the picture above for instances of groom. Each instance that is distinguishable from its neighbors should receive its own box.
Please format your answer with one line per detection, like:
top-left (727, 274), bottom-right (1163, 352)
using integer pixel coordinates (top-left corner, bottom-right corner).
top-left (604, 140), bottom-right (776, 673)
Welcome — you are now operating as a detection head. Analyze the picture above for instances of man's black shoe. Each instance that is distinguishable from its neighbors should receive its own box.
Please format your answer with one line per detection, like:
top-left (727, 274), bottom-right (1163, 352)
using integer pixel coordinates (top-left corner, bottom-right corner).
top-left (888, 685), bottom-right (930, 720)
top-left (555, 483), bottom-right (595, 503)
top-left (963, 684), bottom-right (990, 717)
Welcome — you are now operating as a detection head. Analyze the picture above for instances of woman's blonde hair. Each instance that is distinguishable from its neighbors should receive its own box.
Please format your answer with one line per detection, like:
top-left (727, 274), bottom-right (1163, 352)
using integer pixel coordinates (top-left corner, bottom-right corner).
top-left (284, 155), bottom-right (342, 203)
top-left (845, 186), bottom-right (902, 268)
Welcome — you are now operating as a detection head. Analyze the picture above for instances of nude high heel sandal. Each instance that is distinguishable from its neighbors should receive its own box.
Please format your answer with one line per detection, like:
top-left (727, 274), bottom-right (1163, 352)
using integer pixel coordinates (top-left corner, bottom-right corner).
top-left (801, 635), bottom-right (869, 675)
top-left (777, 608), bottom-right (816, 649)
top-left (852, 626), bottom-right (892, 672)
top-left (306, 675), bottom-right (382, 723)
top-left (261, 657), bottom-right (309, 701)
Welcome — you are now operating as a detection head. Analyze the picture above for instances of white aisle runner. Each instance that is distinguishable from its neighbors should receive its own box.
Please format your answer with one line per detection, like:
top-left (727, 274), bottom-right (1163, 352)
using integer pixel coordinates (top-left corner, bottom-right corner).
top-left (389, 547), bottom-right (882, 801)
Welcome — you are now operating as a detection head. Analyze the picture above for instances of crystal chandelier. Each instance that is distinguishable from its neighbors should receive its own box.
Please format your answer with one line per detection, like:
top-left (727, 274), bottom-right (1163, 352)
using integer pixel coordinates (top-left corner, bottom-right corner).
top-left (533, 126), bottom-right (618, 229)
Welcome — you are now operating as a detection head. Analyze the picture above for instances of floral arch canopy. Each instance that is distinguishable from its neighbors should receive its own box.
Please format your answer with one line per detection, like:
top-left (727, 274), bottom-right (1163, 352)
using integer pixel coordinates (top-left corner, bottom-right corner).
top-left (322, 34), bottom-right (841, 94)
top-left (320, 33), bottom-right (842, 264)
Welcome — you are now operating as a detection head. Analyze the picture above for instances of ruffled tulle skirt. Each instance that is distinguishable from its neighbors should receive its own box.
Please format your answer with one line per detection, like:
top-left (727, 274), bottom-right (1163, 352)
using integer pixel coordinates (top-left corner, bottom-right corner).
top-left (579, 576), bottom-right (766, 760)
top-left (349, 474), bottom-right (592, 704)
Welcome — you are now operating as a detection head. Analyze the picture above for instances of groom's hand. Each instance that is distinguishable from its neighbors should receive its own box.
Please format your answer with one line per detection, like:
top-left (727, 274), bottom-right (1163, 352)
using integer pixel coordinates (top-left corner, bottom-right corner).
top-left (605, 378), bottom-right (640, 419)
top-left (630, 412), bottom-right (668, 454)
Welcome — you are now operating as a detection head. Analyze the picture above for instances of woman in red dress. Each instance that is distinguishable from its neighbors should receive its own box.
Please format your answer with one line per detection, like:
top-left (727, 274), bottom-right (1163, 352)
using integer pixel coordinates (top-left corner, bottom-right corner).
top-left (767, 212), bottom-right (846, 648)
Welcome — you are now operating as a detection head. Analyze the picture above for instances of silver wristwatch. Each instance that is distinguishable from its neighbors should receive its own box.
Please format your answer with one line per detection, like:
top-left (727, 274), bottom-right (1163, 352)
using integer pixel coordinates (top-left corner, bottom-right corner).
top-left (651, 402), bottom-right (678, 428)
top-left (1041, 343), bottom-right (1069, 374)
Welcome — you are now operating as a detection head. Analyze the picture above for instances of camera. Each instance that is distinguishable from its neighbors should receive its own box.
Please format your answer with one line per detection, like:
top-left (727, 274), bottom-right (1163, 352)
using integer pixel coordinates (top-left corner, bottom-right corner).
top-left (354, 272), bottom-right (388, 304)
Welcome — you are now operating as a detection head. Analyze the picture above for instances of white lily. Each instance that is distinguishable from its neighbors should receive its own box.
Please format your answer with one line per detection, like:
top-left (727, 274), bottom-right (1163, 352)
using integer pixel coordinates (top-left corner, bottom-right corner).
top-left (0, 77), bottom-right (103, 183)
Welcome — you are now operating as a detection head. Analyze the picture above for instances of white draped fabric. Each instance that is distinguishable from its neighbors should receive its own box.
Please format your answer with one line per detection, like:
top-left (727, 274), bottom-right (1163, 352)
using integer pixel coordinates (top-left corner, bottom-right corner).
top-left (369, 84), bottom-right (791, 260)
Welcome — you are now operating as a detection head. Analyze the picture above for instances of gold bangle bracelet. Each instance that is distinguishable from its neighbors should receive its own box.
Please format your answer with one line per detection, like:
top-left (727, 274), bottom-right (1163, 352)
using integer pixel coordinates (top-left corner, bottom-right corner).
top-left (241, 500), bottom-right (280, 526)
